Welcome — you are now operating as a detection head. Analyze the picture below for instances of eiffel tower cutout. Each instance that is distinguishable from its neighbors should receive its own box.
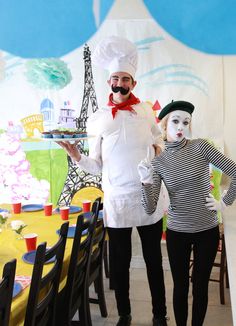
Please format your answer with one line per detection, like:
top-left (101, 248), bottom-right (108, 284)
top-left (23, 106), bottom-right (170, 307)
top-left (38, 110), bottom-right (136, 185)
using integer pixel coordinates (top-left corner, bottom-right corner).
top-left (57, 44), bottom-right (102, 206)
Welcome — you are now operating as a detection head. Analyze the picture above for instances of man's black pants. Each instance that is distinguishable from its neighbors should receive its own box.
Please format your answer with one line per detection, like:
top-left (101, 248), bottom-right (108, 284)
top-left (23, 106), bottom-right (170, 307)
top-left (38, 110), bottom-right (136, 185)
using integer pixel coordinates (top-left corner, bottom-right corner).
top-left (107, 219), bottom-right (167, 319)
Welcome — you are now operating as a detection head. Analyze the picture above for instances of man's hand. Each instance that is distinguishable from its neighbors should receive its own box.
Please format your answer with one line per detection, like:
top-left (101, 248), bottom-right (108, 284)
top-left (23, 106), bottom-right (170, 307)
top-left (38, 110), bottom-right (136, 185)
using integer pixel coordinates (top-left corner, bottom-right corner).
top-left (138, 159), bottom-right (153, 184)
top-left (153, 144), bottom-right (162, 156)
top-left (56, 140), bottom-right (81, 162)
top-left (205, 193), bottom-right (227, 212)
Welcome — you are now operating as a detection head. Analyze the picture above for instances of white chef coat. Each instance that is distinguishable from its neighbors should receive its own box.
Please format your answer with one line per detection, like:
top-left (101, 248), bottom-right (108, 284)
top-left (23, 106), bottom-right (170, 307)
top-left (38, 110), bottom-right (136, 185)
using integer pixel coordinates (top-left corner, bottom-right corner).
top-left (77, 101), bottom-right (166, 228)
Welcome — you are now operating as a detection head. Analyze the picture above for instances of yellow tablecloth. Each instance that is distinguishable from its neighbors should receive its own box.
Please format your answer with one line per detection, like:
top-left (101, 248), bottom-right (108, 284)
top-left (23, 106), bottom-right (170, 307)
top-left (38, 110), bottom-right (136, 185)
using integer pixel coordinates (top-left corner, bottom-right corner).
top-left (0, 205), bottom-right (81, 326)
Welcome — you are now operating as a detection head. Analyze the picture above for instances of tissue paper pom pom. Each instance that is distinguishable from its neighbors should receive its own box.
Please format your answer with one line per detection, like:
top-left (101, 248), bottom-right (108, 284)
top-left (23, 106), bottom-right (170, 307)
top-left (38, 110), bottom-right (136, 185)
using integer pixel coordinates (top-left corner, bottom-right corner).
top-left (25, 58), bottom-right (72, 90)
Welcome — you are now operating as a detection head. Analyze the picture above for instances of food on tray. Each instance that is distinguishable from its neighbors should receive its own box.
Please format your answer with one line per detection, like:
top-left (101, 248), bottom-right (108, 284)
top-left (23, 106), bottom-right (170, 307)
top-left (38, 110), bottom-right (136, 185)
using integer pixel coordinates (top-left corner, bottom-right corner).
top-left (41, 131), bottom-right (53, 138)
top-left (41, 129), bottom-right (87, 139)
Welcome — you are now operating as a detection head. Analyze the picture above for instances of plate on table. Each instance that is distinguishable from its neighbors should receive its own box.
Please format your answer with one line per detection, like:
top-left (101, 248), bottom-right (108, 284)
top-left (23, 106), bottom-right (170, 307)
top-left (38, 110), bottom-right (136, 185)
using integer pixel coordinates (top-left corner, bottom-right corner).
top-left (83, 211), bottom-right (103, 219)
top-left (22, 249), bottom-right (55, 264)
top-left (54, 205), bottom-right (82, 214)
top-left (22, 204), bottom-right (44, 212)
top-left (56, 226), bottom-right (88, 238)
top-left (0, 208), bottom-right (9, 213)
top-left (13, 281), bottom-right (23, 298)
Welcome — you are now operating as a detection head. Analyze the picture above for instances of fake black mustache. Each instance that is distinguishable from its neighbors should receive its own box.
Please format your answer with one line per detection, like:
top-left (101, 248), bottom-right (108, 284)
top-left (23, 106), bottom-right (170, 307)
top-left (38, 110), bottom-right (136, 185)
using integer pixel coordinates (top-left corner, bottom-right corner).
top-left (111, 85), bottom-right (130, 95)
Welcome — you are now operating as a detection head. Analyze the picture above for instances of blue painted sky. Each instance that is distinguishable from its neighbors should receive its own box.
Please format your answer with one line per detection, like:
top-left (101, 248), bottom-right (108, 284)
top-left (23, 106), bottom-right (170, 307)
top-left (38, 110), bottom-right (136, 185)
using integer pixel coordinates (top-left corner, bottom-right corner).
top-left (0, 0), bottom-right (114, 57)
top-left (144, 0), bottom-right (236, 55)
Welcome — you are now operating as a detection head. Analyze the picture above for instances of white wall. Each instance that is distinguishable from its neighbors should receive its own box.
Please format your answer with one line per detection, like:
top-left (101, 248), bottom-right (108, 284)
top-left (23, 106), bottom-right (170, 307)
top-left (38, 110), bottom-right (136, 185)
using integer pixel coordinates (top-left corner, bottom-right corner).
top-left (223, 57), bottom-right (236, 162)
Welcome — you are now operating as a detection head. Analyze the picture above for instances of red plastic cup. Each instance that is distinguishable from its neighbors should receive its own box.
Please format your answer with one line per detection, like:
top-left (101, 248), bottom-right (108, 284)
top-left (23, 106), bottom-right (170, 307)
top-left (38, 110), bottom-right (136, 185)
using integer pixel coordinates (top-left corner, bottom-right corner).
top-left (44, 203), bottom-right (53, 216)
top-left (60, 206), bottom-right (69, 220)
top-left (12, 202), bottom-right (21, 214)
top-left (82, 200), bottom-right (91, 213)
top-left (24, 233), bottom-right (38, 252)
top-left (162, 231), bottom-right (166, 241)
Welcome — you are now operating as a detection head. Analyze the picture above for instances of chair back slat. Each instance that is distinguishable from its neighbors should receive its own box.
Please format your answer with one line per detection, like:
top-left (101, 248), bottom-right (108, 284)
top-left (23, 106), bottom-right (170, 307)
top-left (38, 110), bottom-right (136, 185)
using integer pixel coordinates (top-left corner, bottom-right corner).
top-left (24, 221), bottom-right (69, 326)
top-left (86, 198), bottom-right (108, 325)
top-left (0, 259), bottom-right (17, 326)
top-left (55, 198), bottom-right (101, 325)
top-left (89, 214), bottom-right (106, 283)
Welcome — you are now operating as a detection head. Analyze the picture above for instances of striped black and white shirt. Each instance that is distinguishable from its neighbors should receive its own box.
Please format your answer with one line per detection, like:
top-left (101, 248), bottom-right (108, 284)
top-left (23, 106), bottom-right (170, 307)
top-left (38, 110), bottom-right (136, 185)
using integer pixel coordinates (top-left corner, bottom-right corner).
top-left (142, 138), bottom-right (236, 233)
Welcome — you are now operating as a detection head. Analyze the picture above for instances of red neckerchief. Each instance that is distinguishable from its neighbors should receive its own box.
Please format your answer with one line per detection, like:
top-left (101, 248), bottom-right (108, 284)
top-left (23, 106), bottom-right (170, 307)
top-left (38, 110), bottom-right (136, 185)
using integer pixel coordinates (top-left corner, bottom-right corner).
top-left (107, 93), bottom-right (140, 119)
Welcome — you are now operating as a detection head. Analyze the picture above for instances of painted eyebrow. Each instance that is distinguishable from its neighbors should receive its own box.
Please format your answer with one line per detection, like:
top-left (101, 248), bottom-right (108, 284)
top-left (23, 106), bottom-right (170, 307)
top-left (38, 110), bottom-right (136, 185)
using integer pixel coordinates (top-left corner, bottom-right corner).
top-left (171, 115), bottom-right (191, 120)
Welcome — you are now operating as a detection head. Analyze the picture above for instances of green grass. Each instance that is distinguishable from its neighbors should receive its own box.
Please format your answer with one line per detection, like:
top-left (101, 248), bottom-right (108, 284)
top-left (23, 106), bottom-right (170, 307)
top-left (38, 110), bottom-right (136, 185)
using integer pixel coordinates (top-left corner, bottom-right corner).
top-left (25, 149), bottom-right (68, 205)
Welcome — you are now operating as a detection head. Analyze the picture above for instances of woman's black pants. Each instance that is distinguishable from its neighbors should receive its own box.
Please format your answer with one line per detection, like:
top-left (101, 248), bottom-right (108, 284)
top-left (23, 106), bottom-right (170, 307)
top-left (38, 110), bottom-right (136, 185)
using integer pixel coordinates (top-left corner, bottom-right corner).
top-left (166, 226), bottom-right (219, 326)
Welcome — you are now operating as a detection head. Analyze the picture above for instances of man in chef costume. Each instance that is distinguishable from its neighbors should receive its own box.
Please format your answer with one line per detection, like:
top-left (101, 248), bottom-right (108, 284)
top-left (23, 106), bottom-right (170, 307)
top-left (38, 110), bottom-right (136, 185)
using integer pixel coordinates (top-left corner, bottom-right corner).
top-left (57, 36), bottom-right (168, 326)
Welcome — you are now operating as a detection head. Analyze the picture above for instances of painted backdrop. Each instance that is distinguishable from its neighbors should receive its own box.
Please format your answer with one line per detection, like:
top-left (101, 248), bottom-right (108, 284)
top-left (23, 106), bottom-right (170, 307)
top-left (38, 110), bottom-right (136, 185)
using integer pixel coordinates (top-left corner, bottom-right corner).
top-left (0, 0), bottom-right (234, 205)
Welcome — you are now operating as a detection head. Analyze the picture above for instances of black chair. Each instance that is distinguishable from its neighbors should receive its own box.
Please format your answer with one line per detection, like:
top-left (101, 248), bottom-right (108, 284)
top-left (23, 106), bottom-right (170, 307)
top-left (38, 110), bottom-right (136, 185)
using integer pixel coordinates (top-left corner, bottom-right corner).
top-left (24, 221), bottom-right (69, 326)
top-left (0, 259), bottom-right (17, 326)
top-left (209, 226), bottom-right (229, 304)
top-left (55, 199), bottom-right (100, 325)
top-left (98, 202), bottom-right (109, 279)
top-left (87, 199), bottom-right (108, 326)
top-left (103, 238), bottom-right (109, 278)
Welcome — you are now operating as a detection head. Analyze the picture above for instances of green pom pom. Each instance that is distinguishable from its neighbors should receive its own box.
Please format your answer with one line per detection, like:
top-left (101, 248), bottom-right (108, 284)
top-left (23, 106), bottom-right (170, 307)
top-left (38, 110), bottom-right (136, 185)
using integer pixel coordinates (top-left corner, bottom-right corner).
top-left (25, 58), bottom-right (72, 90)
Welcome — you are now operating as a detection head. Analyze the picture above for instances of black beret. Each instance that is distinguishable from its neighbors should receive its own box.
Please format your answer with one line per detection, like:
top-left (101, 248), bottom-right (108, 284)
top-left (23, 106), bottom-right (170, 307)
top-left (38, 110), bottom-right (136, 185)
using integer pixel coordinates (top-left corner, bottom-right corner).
top-left (158, 100), bottom-right (195, 120)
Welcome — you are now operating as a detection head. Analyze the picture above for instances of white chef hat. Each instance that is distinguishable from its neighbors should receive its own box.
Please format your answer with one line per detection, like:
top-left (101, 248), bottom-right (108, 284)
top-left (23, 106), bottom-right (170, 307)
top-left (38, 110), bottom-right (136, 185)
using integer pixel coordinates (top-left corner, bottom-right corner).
top-left (92, 35), bottom-right (138, 79)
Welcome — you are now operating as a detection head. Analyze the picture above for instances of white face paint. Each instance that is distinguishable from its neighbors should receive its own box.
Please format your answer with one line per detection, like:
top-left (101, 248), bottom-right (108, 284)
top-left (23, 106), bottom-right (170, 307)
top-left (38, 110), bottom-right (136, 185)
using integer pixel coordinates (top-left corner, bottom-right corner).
top-left (166, 110), bottom-right (191, 142)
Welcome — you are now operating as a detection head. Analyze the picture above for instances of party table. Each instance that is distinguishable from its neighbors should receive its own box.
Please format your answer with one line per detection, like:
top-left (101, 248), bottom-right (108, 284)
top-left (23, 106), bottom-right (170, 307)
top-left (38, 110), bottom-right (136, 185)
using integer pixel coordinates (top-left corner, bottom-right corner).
top-left (0, 204), bottom-right (83, 326)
